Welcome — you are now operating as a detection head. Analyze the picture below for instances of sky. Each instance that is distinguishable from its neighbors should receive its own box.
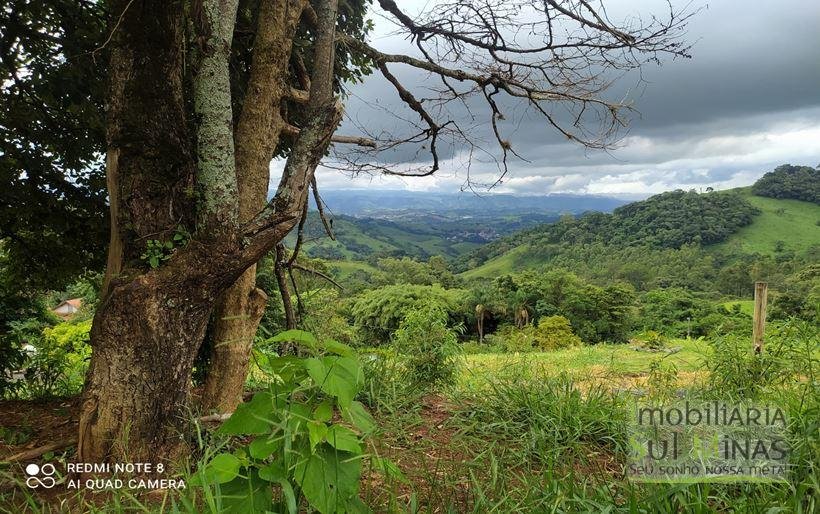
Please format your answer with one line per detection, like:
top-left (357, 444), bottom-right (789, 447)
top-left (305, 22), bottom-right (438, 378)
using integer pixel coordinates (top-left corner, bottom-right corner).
top-left (279, 0), bottom-right (820, 197)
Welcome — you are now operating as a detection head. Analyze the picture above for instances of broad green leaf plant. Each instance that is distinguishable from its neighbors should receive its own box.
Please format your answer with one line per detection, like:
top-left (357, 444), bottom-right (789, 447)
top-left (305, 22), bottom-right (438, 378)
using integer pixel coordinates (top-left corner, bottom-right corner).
top-left (192, 330), bottom-right (403, 513)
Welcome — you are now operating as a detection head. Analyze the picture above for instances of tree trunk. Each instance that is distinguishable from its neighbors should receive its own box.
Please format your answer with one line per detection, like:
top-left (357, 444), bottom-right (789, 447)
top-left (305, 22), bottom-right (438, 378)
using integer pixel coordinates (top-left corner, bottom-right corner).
top-left (200, 266), bottom-right (267, 413)
top-left (80, 0), bottom-right (340, 463)
top-left (201, 0), bottom-right (308, 412)
top-left (79, 240), bottom-right (245, 462)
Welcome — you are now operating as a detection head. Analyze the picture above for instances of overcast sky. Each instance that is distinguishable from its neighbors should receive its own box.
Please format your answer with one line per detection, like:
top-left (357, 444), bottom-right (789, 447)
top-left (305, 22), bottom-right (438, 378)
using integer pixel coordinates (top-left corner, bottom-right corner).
top-left (281, 0), bottom-right (820, 197)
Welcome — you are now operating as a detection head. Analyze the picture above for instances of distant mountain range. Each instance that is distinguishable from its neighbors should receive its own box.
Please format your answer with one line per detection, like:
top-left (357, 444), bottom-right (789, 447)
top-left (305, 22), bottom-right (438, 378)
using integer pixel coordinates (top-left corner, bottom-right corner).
top-left (310, 190), bottom-right (628, 218)
top-left (289, 190), bottom-right (629, 261)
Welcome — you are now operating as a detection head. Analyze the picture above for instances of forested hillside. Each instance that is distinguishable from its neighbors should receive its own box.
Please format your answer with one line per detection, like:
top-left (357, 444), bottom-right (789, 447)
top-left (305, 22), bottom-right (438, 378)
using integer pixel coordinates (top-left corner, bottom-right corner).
top-left (457, 189), bottom-right (760, 271)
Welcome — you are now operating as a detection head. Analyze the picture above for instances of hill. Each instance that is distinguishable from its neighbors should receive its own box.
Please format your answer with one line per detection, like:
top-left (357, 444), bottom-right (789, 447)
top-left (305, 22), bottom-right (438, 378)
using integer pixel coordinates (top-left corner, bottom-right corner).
top-left (287, 212), bottom-right (560, 260)
top-left (714, 188), bottom-right (820, 256)
top-left (458, 189), bottom-right (759, 272)
top-left (461, 187), bottom-right (819, 279)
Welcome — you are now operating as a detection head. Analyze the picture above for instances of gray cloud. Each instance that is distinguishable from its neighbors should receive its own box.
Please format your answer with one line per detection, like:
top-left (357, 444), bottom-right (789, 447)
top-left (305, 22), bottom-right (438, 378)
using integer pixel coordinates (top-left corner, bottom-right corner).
top-left (283, 0), bottom-right (820, 195)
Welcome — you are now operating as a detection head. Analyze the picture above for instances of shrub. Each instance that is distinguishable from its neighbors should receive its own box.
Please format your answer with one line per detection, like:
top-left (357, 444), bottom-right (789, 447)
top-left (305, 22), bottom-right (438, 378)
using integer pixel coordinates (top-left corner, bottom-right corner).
top-left (392, 307), bottom-right (460, 388)
top-left (630, 330), bottom-right (669, 350)
top-left (350, 284), bottom-right (465, 345)
top-left (500, 316), bottom-right (583, 352)
top-left (532, 315), bottom-right (583, 349)
top-left (639, 287), bottom-right (717, 337)
top-left (25, 320), bottom-right (92, 397)
top-left (299, 289), bottom-right (356, 347)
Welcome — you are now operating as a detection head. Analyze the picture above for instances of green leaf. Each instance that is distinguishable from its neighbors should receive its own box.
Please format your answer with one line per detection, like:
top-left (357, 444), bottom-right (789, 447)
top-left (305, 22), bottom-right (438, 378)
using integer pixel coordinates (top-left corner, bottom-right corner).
top-left (326, 425), bottom-right (361, 454)
top-left (341, 401), bottom-right (376, 434)
top-left (257, 354), bottom-right (307, 384)
top-left (320, 339), bottom-right (355, 357)
top-left (257, 461), bottom-right (286, 482)
top-left (313, 400), bottom-right (333, 423)
top-left (258, 463), bottom-right (297, 514)
top-left (370, 456), bottom-right (408, 484)
top-left (295, 445), bottom-right (361, 514)
top-left (305, 356), bottom-right (362, 408)
top-left (265, 330), bottom-right (354, 356)
top-left (218, 392), bottom-right (275, 435)
top-left (248, 435), bottom-right (281, 460)
top-left (149, 256), bottom-right (159, 268)
top-left (285, 403), bottom-right (312, 437)
top-left (218, 468), bottom-right (273, 513)
top-left (307, 421), bottom-right (328, 450)
top-left (196, 453), bottom-right (241, 485)
top-left (267, 329), bottom-right (318, 346)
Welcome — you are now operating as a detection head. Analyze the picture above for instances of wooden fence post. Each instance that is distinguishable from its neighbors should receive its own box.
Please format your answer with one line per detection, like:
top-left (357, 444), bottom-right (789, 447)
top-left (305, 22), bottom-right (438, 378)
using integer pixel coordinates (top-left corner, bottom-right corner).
top-left (752, 282), bottom-right (768, 354)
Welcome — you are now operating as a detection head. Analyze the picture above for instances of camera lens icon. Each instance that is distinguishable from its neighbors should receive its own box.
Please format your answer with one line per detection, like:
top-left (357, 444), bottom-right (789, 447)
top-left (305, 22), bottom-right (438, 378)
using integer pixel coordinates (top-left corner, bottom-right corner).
top-left (25, 462), bottom-right (56, 489)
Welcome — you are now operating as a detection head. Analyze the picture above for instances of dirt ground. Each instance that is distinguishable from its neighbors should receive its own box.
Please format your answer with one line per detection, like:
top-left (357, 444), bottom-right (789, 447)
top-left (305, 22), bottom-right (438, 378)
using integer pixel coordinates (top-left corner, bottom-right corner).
top-left (0, 396), bottom-right (79, 461)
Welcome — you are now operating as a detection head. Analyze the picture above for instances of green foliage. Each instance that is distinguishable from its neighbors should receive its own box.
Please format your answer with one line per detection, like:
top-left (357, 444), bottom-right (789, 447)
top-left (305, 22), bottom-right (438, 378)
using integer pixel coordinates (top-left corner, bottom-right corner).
top-left (350, 284), bottom-right (465, 345)
top-left (704, 320), bottom-right (818, 399)
top-left (392, 307), bottom-right (460, 388)
top-left (140, 226), bottom-right (190, 268)
top-left (24, 320), bottom-right (92, 398)
top-left (357, 349), bottom-right (426, 414)
top-left (630, 330), bottom-right (669, 350)
top-left (482, 269), bottom-right (636, 344)
top-left (369, 256), bottom-right (458, 288)
top-left (646, 359), bottom-right (679, 400)
top-left (769, 264), bottom-right (820, 322)
top-left (194, 330), bottom-right (395, 514)
top-left (461, 189), bottom-right (759, 272)
top-left (532, 315), bottom-right (583, 349)
top-left (638, 288), bottom-right (719, 337)
top-left (298, 289), bottom-right (357, 346)
top-left (0, 1), bottom-right (109, 289)
top-left (456, 372), bottom-right (628, 464)
top-left (500, 315), bottom-right (583, 352)
top-left (0, 249), bottom-right (58, 397)
top-left (752, 164), bottom-right (819, 204)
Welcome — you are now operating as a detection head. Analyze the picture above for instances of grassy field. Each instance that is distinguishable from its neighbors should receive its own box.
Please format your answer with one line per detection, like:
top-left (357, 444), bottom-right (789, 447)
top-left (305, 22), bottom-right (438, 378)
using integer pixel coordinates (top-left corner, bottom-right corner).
top-left (460, 338), bottom-right (708, 390)
top-left (460, 244), bottom-right (542, 279)
top-left (713, 189), bottom-right (820, 256)
top-left (327, 259), bottom-right (378, 279)
top-left (722, 299), bottom-right (754, 315)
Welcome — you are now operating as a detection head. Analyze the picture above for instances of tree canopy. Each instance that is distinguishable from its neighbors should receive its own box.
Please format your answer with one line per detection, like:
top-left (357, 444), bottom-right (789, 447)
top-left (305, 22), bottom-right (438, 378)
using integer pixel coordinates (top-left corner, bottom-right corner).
top-left (752, 164), bottom-right (819, 204)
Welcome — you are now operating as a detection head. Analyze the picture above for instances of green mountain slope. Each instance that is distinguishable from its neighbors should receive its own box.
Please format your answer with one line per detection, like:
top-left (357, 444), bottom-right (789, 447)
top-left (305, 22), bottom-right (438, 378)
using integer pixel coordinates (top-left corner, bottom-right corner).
top-left (463, 189), bottom-right (820, 279)
top-left (714, 188), bottom-right (820, 256)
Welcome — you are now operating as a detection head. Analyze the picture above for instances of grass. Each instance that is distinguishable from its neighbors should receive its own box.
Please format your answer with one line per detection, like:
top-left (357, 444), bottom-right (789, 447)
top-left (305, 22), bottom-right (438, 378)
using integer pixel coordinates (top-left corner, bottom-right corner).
top-left (722, 299), bottom-right (754, 315)
top-left (460, 245), bottom-right (544, 279)
top-left (460, 337), bottom-right (707, 391)
top-left (714, 189), bottom-right (820, 256)
top-left (7, 332), bottom-right (817, 513)
top-left (328, 259), bottom-right (378, 280)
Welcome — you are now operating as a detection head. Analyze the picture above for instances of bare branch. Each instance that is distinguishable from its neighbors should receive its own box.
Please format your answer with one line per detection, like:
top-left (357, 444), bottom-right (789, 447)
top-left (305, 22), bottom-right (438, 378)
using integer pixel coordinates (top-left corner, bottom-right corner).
top-left (310, 176), bottom-right (335, 240)
top-left (327, 0), bottom-right (694, 187)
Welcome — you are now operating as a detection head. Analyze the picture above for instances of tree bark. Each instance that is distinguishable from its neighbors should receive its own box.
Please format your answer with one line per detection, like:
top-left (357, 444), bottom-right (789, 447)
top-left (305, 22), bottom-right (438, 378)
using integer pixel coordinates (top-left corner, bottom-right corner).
top-left (81, 0), bottom-right (341, 463)
top-left (79, 240), bottom-right (244, 463)
top-left (202, 0), bottom-right (308, 413)
top-left (200, 266), bottom-right (267, 412)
